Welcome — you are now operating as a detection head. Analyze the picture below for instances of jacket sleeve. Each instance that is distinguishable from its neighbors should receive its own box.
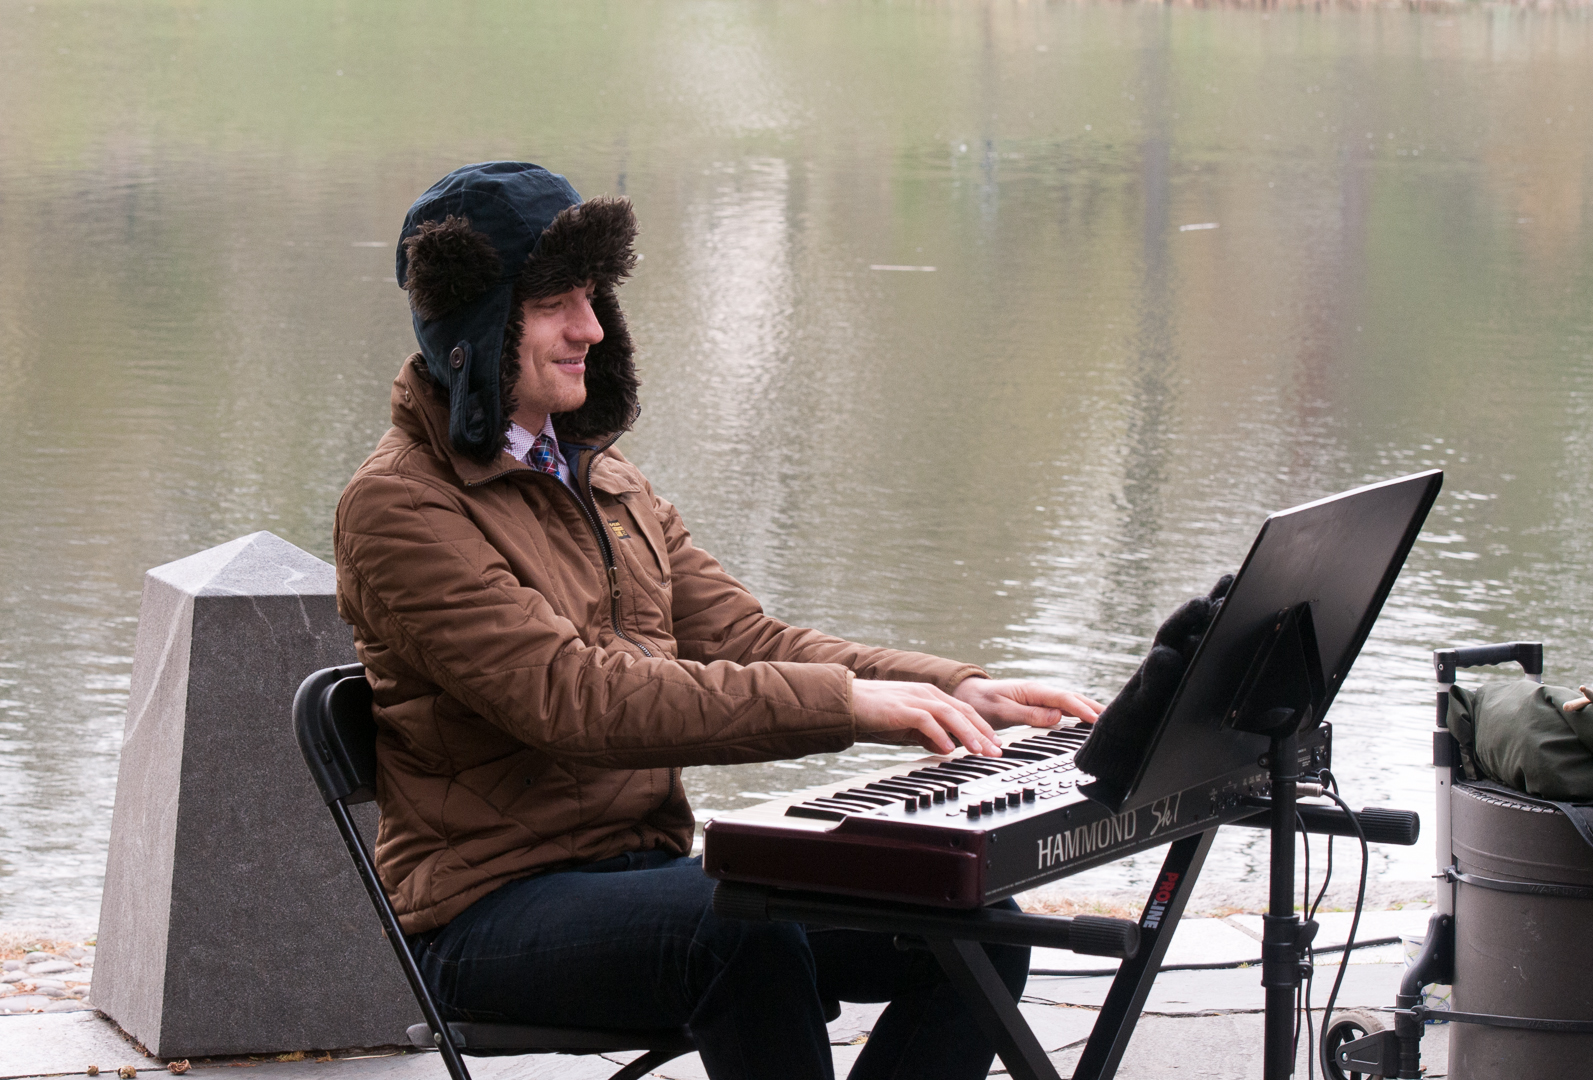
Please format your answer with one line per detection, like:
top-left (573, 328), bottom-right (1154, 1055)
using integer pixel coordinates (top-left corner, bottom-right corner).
top-left (335, 470), bottom-right (857, 769)
top-left (648, 483), bottom-right (988, 694)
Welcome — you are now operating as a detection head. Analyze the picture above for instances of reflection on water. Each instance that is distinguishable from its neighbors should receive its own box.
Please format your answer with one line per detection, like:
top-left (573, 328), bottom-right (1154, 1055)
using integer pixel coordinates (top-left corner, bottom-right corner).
top-left (1, 1), bottom-right (1591, 926)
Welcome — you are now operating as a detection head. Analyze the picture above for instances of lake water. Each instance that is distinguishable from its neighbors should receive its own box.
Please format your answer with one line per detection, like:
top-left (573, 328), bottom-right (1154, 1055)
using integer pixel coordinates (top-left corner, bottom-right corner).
top-left (1, 0), bottom-right (1591, 929)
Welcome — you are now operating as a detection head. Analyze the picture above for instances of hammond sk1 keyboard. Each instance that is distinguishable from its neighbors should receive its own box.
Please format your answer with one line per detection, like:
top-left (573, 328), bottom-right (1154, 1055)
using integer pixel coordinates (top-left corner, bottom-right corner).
top-left (702, 722), bottom-right (1331, 909)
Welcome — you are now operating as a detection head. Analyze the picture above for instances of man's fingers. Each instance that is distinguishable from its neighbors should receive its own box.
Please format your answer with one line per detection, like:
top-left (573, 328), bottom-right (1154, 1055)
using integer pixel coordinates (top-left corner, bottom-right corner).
top-left (1015, 683), bottom-right (1103, 721)
top-left (925, 697), bottom-right (1001, 756)
top-left (901, 696), bottom-right (998, 757)
top-left (940, 691), bottom-right (999, 748)
top-left (932, 684), bottom-right (989, 728)
top-left (958, 679), bottom-right (1105, 728)
top-left (1059, 692), bottom-right (1105, 724)
top-left (851, 679), bottom-right (1004, 756)
top-left (899, 709), bottom-right (956, 755)
top-left (987, 695), bottom-right (1063, 727)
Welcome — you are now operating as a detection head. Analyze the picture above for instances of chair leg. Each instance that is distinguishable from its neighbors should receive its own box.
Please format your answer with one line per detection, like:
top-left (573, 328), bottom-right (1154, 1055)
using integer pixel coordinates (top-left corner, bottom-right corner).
top-left (607, 1047), bottom-right (691, 1080)
top-left (330, 801), bottom-right (472, 1080)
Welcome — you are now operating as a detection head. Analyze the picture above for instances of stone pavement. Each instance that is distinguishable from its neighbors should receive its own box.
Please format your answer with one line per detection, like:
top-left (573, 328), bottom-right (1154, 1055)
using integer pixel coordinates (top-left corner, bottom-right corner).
top-left (0, 912), bottom-right (1451, 1080)
top-left (1, 945), bottom-right (95, 1016)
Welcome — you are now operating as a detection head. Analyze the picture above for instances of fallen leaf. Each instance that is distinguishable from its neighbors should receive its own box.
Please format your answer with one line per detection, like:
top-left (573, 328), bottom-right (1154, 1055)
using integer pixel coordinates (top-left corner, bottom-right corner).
top-left (313, 1055), bottom-right (332, 1064)
top-left (167, 1062), bottom-right (191, 1075)
top-left (87, 1068), bottom-right (100, 1077)
top-left (118, 1067), bottom-right (137, 1079)
top-left (275, 1052), bottom-right (305, 1063)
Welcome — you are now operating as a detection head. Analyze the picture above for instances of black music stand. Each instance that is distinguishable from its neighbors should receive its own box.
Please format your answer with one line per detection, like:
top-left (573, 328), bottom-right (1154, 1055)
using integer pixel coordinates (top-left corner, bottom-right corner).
top-left (1074, 469), bottom-right (1441, 1080)
top-left (717, 471), bottom-right (1442, 1080)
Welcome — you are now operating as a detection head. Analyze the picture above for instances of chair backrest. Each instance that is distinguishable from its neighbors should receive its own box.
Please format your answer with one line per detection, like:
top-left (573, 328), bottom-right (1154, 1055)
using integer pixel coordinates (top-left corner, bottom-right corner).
top-left (289, 663), bottom-right (696, 1080)
top-left (292, 663), bottom-right (378, 806)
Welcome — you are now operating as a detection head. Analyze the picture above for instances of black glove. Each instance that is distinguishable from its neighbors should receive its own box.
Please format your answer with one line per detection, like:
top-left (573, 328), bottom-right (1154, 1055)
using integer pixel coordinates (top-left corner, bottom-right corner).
top-left (1076, 574), bottom-right (1234, 808)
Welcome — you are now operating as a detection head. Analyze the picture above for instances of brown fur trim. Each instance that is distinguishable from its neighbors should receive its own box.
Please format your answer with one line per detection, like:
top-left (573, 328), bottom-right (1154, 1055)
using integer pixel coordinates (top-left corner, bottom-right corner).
top-left (402, 216), bottom-right (502, 320)
top-left (499, 199), bottom-right (641, 443)
top-left (519, 198), bottom-right (638, 299)
top-left (496, 279), bottom-right (639, 445)
top-left (554, 281), bottom-right (639, 441)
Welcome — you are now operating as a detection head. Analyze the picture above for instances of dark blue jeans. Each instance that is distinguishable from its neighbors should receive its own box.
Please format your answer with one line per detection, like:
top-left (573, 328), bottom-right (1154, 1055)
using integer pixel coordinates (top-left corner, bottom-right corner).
top-left (412, 852), bottom-right (1028, 1080)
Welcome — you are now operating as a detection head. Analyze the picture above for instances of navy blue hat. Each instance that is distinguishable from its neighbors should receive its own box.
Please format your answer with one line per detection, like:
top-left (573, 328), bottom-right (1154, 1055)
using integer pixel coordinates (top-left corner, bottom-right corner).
top-left (396, 162), bottom-right (583, 456)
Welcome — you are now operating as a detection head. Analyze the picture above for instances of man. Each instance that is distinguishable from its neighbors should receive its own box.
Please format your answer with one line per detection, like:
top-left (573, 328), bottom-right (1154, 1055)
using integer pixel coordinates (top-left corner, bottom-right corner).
top-left (334, 161), bottom-right (1103, 1080)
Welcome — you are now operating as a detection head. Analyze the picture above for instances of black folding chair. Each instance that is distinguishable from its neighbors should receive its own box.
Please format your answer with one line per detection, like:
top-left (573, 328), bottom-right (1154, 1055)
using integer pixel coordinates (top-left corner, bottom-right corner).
top-left (292, 663), bottom-right (695, 1080)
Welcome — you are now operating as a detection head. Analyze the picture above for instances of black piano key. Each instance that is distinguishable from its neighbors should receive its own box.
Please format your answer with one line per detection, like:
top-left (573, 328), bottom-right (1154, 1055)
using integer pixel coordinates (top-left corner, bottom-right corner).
top-left (1010, 735), bottom-right (1069, 752)
top-left (907, 770), bottom-right (966, 789)
top-left (785, 804), bottom-right (848, 821)
top-left (882, 777), bottom-right (945, 797)
top-left (878, 778), bottom-right (947, 803)
top-left (936, 761), bottom-right (1005, 777)
top-left (998, 749), bottom-right (1049, 762)
top-left (867, 782), bottom-right (933, 807)
top-left (836, 789), bottom-right (896, 807)
top-left (813, 793), bottom-right (880, 809)
top-left (1034, 729), bottom-right (1083, 743)
top-left (812, 797), bottom-right (875, 813)
top-left (904, 771), bottom-right (959, 798)
top-left (867, 779), bottom-right (929, 796)
top-left (859, 783), bottom-right (921, 808)
top-left (906, 768), bottom-right (961, 787)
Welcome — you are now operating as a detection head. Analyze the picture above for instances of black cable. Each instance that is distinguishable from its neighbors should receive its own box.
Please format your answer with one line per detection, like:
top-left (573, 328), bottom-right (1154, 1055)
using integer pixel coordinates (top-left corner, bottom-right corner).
top-left (1302, 785), bottom-right (1336, 1080)
top-left (1304, 955), bottom-right (1317, 1080)
top-left (1027, 935), bottom-right (1399, 977)
top-left (1294, 808), bottom-right (1310, 1074)
top-left (1309, 803), bottom-right (1335, 924)
top-left (1317, 769), bottom-right (1370, 1080)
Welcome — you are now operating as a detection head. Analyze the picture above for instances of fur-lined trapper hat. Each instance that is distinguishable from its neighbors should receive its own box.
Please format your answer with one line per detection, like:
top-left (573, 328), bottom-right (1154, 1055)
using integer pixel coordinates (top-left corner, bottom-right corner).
top-left (396, 161), bottom-right (639, 461)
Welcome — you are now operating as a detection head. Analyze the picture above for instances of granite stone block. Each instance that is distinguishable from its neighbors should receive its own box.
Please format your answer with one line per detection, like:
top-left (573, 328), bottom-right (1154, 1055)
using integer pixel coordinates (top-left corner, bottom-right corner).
top-left (95, 533), bottom-right (419, 1057)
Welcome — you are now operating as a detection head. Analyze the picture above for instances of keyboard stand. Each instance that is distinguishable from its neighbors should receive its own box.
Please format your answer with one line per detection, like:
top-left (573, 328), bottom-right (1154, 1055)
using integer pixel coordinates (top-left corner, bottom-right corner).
top-left (1073, 830), bottom-right (1217, 1080)
top-left (712, 828), bottom-right (1216, 1080)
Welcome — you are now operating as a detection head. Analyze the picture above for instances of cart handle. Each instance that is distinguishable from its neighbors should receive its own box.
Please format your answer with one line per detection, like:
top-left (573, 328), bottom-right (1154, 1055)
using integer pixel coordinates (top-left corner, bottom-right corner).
top-left (1433, 642), bottom-right (1542, 685)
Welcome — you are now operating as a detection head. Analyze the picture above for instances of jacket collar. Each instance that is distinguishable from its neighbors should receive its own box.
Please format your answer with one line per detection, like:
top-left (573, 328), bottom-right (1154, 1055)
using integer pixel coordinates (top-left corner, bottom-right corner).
top-left (392, 355), bottom-right (637, 493)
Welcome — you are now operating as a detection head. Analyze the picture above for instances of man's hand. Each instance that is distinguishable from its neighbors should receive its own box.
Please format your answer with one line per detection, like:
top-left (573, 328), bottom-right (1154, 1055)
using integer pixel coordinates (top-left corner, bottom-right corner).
top-left (953, 678), bottom-right (1104, 730)
top-left (852, 679), bottom-right (1004, 757)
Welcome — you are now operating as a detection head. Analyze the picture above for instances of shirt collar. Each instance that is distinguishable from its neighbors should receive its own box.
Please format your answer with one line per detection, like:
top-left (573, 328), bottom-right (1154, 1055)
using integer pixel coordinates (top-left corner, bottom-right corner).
top-left (505, 416), bottom-right (572, 485)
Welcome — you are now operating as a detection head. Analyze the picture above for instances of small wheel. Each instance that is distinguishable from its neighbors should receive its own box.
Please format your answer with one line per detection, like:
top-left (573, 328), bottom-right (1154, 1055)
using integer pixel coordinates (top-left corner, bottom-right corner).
top-left (1322, 1009), bottom-right (1387, 1080)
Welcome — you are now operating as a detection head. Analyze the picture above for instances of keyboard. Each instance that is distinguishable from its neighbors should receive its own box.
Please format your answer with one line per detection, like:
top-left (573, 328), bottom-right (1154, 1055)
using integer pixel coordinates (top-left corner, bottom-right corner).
top-left (702, 723), bottom-right (1331, 908)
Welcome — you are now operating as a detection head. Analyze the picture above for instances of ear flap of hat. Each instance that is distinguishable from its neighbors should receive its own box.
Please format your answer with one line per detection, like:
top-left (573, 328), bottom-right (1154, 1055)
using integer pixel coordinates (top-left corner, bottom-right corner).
top-left (407, 280), bottom-right (515, 463)
top-left (401, 216), bottom-right (503, 321)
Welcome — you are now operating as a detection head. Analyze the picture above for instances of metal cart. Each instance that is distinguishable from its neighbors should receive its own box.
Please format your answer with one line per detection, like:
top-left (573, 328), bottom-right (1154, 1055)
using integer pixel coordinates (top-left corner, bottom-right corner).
top-left (1325, 642), bottom-right (1593, 1080)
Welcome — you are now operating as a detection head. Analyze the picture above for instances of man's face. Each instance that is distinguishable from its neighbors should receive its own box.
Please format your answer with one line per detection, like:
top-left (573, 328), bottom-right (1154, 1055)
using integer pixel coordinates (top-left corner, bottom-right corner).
top-left (510, 284), bottom-right (603, 427)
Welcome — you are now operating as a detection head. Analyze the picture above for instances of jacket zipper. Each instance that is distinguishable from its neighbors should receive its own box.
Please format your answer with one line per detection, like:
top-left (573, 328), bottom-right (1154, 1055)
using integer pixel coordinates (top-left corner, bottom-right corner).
top-left (562, 444), bottom-right (654, 658)
top-left (514, 446), bottom-right (675, 804)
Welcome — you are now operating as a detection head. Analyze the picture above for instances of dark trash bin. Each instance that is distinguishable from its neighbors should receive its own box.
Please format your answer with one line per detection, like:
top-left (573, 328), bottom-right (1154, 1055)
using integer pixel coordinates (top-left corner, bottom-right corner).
top-left (1449, 781), bottom-right (1593, 1079)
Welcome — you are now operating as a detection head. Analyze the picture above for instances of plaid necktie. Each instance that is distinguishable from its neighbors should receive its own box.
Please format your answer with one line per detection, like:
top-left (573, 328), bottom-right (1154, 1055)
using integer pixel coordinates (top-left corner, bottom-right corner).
top-left (527, 434), bottom-right (560, 476)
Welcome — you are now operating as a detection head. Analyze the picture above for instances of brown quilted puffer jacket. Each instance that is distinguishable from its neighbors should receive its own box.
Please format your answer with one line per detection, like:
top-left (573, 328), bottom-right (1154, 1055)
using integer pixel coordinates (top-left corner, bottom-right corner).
top-left (334, 358), bottom-right (986, 933)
